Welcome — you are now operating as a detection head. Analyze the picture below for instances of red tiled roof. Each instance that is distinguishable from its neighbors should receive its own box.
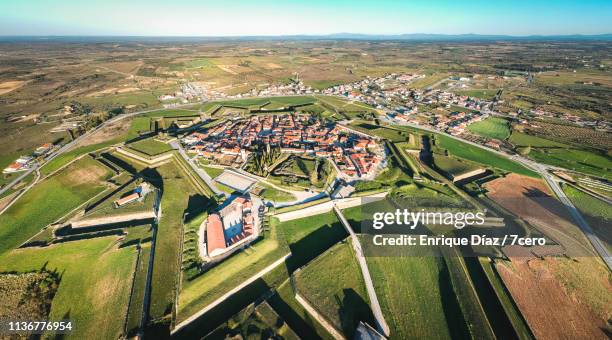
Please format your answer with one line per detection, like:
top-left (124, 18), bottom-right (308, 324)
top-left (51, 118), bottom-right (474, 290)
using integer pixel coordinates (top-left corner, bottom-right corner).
top-left (206, 214), bottom-right (226, 254)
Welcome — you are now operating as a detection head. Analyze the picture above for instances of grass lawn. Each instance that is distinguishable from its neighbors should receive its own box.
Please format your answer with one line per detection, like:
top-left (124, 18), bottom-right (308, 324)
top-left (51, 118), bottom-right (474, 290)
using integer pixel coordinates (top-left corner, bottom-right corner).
top-left (435, 134), bottom-right (538, 177)
top-left (276, 212), bottom-right (348, 271)
top-left (148, 161), bottom-right (200, 322)
top-left (294, 240), bottom-right (375, 338)
top-left (126, 138), bottom-right (172, 156)
top-left (467, 117), bottom-right (510, 140)
top-left (201, 165), bottom-right (224, 178)
top-left (125, 242), bottom-right (152, 335)
top-left (366, 256), bottom-right (469, 339)
top-left (259, 186), bottom-right (297, 202)
top-left (126, 116), bottom-right (152, 140)
top-left (0, 236), bottom-right (137, 339)
top-left (0, 156), bottom-right (112, 255)
top-left (177, 219), bottom-right (289, 322)
top-left (434, 155), bottom-right (481, 178)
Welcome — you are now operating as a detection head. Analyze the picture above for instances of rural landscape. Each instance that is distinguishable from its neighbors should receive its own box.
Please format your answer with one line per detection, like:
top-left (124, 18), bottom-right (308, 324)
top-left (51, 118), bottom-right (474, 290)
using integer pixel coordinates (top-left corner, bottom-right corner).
top-left (0, 1), bottom-right (611, 340)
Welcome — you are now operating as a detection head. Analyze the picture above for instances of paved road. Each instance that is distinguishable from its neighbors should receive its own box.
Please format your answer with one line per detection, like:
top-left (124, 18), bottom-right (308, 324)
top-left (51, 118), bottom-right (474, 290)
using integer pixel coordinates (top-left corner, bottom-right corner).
top-left (170, 141), bottom-right (227, 197)
top-left (333, 205), bottom-right (390, 337)
top-left (535, 164), bottom-right (612, 270)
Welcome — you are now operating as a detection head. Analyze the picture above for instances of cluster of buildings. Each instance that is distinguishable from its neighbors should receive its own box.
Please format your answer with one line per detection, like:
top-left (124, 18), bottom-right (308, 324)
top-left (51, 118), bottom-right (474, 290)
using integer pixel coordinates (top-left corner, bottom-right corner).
top-left (182, 113), bottom-right (385, 179)
top-left (237, 79), bottom-right (316, 98)
top-left (2, 143), bottom-right (53, 174)
top-left (322, 73), bottom-right (425, 109)
top-left (204, 195), bottom-right (263, 259)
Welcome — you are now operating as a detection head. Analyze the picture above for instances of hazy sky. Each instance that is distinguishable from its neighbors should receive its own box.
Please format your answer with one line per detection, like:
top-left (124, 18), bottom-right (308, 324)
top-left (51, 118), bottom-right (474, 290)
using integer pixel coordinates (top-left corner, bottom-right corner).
top-left (1, 0), bottom-right (611, 36)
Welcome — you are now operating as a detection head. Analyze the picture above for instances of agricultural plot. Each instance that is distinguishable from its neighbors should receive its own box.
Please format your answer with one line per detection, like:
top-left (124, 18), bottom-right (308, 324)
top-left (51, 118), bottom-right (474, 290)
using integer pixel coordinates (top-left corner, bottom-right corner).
top-left (0, 236), bottom-right (138, 339)
top-left (435, 134), bottom-right (538, 177)
top-left (294, 240), bottom-right (375, 338)
top-left (495, 258), bottom-right (611, 340)
top-left (0, 156), bottom-right (113, 255)
top-left (527, 147), bottom-right (612, 180)
top-left (467, 117), bottom-right (510, 140)
top-left (455, 89), bottom-right (499, 100)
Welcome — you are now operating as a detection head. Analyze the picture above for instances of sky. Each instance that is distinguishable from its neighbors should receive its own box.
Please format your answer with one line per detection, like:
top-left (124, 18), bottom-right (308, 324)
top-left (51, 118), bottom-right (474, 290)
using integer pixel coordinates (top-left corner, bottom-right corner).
top-left (1, 0), bottom-right (611, 36)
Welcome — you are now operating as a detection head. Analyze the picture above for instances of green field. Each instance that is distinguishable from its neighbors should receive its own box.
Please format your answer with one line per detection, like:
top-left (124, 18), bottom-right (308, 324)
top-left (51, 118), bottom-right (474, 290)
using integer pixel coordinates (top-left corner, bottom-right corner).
top-left (148, 161), bottom-right (201, 324)
top-left (276, 212), bottom-right (348, 270)
top-left (435, 134), bottom-right (538, 177)
top-left (258, 184), bottom-right (297, 202)
top-left (125, 242), bottom-right (152, 335)
top-left (467, 117), bottom-right (511, 140)
top-left (562, 184), bottom-right (612, 251)
top-left (434, 155), bottom-right (481, 178)
top-left (40, 139), bottom-right (123, 176)
top-left (509, 131), bottom-right (611, 179)
top-left (367, 256), bottom-right (468, 339)
top-left (0, 157), bottom-right (112, 255)
top-left (126, 138), bottom-right (173, 156)
top-left (294, 240), bottom-right (375, 337)
top-left (0, 236), bottom-right (137, 339)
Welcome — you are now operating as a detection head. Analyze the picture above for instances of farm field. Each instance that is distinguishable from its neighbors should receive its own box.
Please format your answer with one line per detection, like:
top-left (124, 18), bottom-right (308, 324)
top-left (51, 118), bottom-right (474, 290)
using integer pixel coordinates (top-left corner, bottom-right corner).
top-left (496, 258), bottom-right (611, 340)
top-left (435, 134), bottom-right (538, 177)
top-left (0, 236), bottom-right (138, 339)
top-left (455, 89), bottom-right (499, 100)
top-left (467, 117), bottom-right (510, 140)
top-left (294, 240), bottom-right (375, 338)
top-left (0, 156), bottom-right (112, 255)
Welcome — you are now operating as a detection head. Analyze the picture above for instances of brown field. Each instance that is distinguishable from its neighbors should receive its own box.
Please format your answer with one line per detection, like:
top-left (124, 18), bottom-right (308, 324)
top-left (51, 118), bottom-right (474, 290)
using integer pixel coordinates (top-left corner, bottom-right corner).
top-left (485, 173), bottom-right (593, 253)
top-left (0, 80), bottom-right (26, 95)
top-left (496, 258), bottom-right (611, 340)
top-left (76, 116), bottom-right (132, 147)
